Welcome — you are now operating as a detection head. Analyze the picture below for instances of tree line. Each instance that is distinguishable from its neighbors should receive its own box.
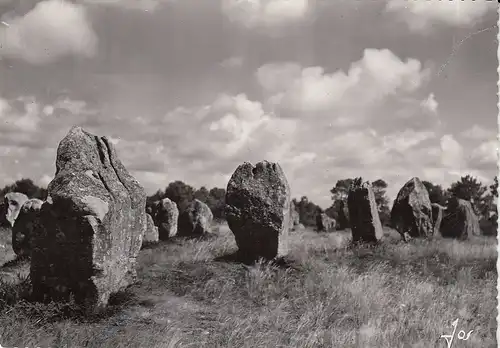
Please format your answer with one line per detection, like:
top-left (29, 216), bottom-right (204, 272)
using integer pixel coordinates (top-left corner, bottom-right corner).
top-left (0, 174), bottom-right (497, 235)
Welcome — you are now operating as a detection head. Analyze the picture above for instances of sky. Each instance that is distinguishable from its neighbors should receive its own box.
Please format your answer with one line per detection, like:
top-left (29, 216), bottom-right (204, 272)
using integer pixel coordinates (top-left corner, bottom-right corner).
top-left (0, 0), bottom-right (498, 208)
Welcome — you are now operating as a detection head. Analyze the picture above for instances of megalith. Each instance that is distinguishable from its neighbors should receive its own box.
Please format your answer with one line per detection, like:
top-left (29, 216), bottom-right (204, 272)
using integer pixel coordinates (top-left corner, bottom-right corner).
top-left (347, 180), bottom-right (383, 243)
top-left (3, 192), bottom-right (28, 228)
top-left (142, 213), bottom-right (159, 244)
top-left (391, 177), bottom-right (433, 241)
top-left (316, 213), bottom-right (336, 232)
top-left (441, 197), bottom-right (480, 240)
top-left (225, 161), bottom-right (291, 261)
top-left (12, 198), bottom-right (43, 257)
top-left (177, 199), bottom-right (213, 237)
top-left (30, 126), bottom-right (146, 312)
top-left (431, 203), bottom-right (445, 237)
top-left (151, 198), bottom-right (179, 240)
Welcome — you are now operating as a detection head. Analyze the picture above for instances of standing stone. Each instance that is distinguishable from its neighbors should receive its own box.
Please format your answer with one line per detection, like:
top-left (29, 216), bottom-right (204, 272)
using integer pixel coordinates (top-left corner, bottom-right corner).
top-left (225, 161), bottom-right (290, 261)
top-left (3, 192), bottom-right (28, 228)
top-left (142, 213), bottom-right (159, 244)
top-left (30, 126), bottom-right (146, 312)
top-left (347, 180), bottom-right (383, 243)
top-left (391, 177), bottom-right (433, 241)
top-left (431, 203), bottom-right (445, 237)
top-left (12, 198), bottom-right (43, 257)
top-left (289, 204), bottom-right (300, 231)
top-left (151, 198), bottom-right (179, 240)
top-left (441, 197), bottom-right (480, 240)
top-left (316, 213), bottom-right (336, 232)
top-left (177, 199), bottom-right (213, 237)
top-left (337, 200), bottom-right (349, 230)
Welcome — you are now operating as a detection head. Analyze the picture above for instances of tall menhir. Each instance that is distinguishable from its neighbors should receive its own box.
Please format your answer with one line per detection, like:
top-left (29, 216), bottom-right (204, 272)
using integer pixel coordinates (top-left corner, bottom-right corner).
top-left (225, 161), bottom-right (291, 262)
top-left (30, 126), bottom-right (147, 313)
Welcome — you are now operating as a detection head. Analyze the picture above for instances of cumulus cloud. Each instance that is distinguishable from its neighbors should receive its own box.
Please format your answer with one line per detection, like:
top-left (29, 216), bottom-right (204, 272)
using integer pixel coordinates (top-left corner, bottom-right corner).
top-left (385, 0), bottom-right (496, 33)
top-left (82, 0), bottom-right (165, 11)
top-left (0, 96), bottom-right (43, 135)
top-left (222, 0), bottom-right (311, 28)
top-left (106, 93), bottom-right (298, 194)
top-left (440, 134), bottom-right (466, 169)
top-left (0, 0), bottom-right (97, 64)
top-left (420, 93), bottom-right (438, 114)
top-left (460, 124), bottom-right (497, 140)
top-left (257, 48), bottom-right (430, 118)
top-left (470, 139), bottom-right (498, 169)
top-left (220, 56), bottom-right (244, 69)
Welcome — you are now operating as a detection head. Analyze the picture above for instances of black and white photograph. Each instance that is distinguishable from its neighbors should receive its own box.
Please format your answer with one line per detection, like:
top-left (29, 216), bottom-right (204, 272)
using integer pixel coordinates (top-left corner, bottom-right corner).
top-left (0, 0), bottom-right (497, 347)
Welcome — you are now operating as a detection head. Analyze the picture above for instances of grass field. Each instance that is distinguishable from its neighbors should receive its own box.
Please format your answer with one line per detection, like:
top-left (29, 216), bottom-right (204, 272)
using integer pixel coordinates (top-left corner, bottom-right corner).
top-left (0, 223), bottom-right (496, 348)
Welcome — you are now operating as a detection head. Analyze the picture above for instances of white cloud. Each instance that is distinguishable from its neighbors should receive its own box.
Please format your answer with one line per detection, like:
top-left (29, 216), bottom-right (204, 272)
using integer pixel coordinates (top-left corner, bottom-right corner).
top-left (461, 124), bottom-right (496, 140)
top-left (385, 0), bottom-right (496, 33)
top-left (420, 93), bottom-right (438, 114)
top-left (470, 139), bottom-right (498, 167)
top-left (220, 56), bottom-right (244, 69)
top-left (440, 134), bottom-right (465, 169)
top-left (0, 96), bottom-right (42, 134)
top-left (257, 48), bottom-right (430, 117)
top-left (82, 0), bottom-right (165, 11)
top-left (0, 0), bottom-right (97, 64)
top-left (222, 0), bottom-right (311, 28)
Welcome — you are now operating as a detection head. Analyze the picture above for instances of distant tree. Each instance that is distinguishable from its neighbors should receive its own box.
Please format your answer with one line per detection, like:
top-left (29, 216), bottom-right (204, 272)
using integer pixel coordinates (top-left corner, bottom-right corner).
top-left (0, 178), bottom-right (47, 200)
top-left (293, 196), bottom-right (322, 227)
top-left (447, 175), bottom-right (488, 214)
top-left (372, 179), bottom-right (390, 226)
top-left (490, 176), bottom-right (498, 198)
top-left (330, 178), bottom-right (354, 203)
top-left (206, 187), bottom-right (226, 221)
top-left (194, 186), bottom-right (210, 203)
top-left (329, 178), bottom-right (358, 228)
top-left (146, 189), bottom-right (164, 207)
top-left (422, 181), bottom-right (448, 205)
top-left (164, 180), bottom-right (195, 213)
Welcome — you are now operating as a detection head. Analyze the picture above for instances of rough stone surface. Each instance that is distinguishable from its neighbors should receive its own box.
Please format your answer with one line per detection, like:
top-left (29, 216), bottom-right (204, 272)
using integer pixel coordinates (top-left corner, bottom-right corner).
top-left (151, 198), bottom-right (179, 240)
top-left (289, 204), bottom-right (300, 231)
top-left (391, 177), bottom-right (433, 241)
top-left (3, 192), bottom-right (28, 228)
top-left (441, 197), bottom-right (480, 240)
top-left (177, 199), bottom-right (213, 237)
top-left (316, 213), bottom-right (336, 232)
top-left (297, 223), bottom-right (305, 230)
top-left (143, 213), bottom-right (159, 244)
top-left (30, 126), bottom-right (146, 312)
top-left (337, 200), bottom-right (349, 230)
top-left (12, 198), bottom-right (43, 257)
top-left (225, 161), bottom-right (291, 261)
top-left (431, 203), bottom-right (445, 237)
top-left (347, 181), bottom-right (383, 243)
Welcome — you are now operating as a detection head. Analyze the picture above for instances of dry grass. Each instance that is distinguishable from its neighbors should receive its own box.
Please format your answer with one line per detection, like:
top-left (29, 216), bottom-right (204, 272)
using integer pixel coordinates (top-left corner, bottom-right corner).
top-left (0, 223), bottom-right (496, 348)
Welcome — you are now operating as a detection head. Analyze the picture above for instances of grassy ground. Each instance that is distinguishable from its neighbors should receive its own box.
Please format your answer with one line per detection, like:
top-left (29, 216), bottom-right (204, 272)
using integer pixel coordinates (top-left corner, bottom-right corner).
top-left (0, 224), bottom-right (496, 348)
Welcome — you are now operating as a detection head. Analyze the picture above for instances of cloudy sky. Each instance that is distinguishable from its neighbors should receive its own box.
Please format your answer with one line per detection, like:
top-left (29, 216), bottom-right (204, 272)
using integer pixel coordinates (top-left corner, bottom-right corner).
top-left (0, 0), bottom-right (498, 208)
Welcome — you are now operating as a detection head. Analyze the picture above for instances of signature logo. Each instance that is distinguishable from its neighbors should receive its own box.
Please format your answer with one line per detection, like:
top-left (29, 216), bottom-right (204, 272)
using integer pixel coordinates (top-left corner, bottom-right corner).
top-left (440, 318), bottom-right (474, 348)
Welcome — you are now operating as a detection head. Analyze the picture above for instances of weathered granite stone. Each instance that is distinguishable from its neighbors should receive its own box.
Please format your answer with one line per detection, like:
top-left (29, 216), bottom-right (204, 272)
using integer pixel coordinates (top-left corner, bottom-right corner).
top-left (441, 197), bottom-right (480, 240)
top-left (30, 126), bottom-right (146, 312)
top-left (12, 198), bottom-right (43, 257)
top-left (3, 192), bottom-right (28, 228)
top-left (151, 198), bottom-right (179, 240)
top-left (225, 161), bottom-right (291, 261)
top-left (177, 199), bottom-right (213, 237)
top-left (348, 181), bottom-right (383, 243)
top-left (142, 213), bottom-right (159, 244)
top-left (316, 213), bottom-right (336, 232)
top-left (431, 203), bottom-right (445, 237)
top-left (391, 177), bottom-right (433, 241)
